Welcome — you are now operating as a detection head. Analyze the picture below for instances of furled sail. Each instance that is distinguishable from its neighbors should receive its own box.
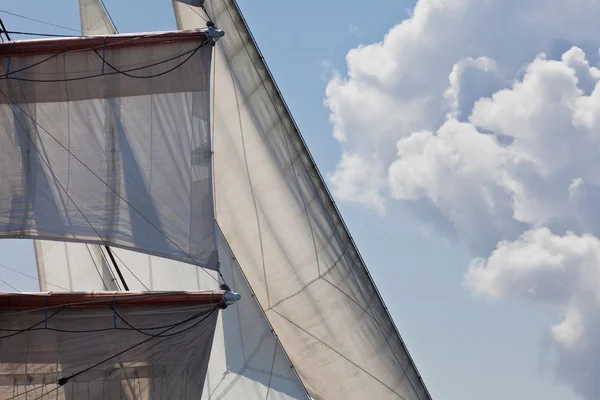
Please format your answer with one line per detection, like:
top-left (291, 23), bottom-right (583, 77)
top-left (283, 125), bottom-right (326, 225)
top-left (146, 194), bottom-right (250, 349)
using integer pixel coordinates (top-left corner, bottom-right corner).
top-left (0, 31), bottom-right (218, 269)
top-left (173, 1), bottom-right (433, 399)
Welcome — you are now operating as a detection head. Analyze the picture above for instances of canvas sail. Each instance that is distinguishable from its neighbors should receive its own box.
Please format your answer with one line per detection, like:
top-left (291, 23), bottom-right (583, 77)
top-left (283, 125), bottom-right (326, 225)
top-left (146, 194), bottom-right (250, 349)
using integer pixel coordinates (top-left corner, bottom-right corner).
top-left (0, 292), bottom-right (220, 399)
top-left (30, 2), bottom-right (311, 398)
top-left (173, 1), bottom-right (433, 399)
top-left (79, 0), bottom-right (116, 36)
top-left (0, 31), bottom-right (218, 269)
top-left (30, 0), bottom-right (433, 398)
top-left (35, 231), bottom-right (310, 400)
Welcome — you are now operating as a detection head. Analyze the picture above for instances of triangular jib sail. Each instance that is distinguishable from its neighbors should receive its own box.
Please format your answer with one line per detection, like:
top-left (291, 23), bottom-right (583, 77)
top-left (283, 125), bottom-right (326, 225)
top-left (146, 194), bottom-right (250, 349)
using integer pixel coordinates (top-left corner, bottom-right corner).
top-left (0, 0), bottom-right (433, 399)
top-left (173, 1), bottom-right (432, 399)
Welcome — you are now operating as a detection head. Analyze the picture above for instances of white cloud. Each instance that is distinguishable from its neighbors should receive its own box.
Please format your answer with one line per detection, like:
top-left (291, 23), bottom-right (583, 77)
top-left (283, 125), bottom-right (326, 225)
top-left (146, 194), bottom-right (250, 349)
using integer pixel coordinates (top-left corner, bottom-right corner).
top-left (466, 228), bottom-right (600, 399)
top-left (324, 0), bottom-right (600, 397)
top-left (326, 0), bottom-right (600, 213)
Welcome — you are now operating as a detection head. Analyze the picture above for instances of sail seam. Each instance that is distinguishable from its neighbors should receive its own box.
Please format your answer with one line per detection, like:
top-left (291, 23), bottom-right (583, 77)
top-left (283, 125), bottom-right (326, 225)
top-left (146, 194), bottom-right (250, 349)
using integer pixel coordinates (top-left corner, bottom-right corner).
top-left (281, 111), bottom-right (322, 277)
top-left (270, 308), bottom-right (409, 400)
top-left (219, 34), bottom-right (271, 306)
top-left (221, 1), bottom-right (433, 397)
top-left (214, 223), bottom-right (311, 399)
top-left (5, 90), bottom-right (108, 247)
top-left (0, 90), bottom-right (219, 279)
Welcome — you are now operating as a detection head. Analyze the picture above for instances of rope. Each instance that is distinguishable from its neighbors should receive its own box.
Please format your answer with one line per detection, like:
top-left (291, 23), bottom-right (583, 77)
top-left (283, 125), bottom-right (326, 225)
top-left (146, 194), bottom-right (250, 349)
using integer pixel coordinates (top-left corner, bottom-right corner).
top-left (0, 40), bottom-right (208, 82)
top-left (0, 9), bottom-right (80, 34)
top-left (56, 305), bottom-right (219, 387)
top-left (0, 81), bottom-right (220, 284)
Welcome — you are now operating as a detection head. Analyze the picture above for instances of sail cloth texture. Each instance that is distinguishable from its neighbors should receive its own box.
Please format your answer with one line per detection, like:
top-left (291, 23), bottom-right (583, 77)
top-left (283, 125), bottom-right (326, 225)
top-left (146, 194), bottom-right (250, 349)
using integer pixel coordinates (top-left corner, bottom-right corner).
top-left (35, 229), bottom-right (310, 400)
top-left (0, 34), bottom-right (218, 269)
top-left (33, 7), bottom-right (308, 398)
top-left (79, 0), bottom-right (116, 36)
top-left (173, 1), bottom-right (432, 399)
top-left (0, 301), bottom-right (218, 399)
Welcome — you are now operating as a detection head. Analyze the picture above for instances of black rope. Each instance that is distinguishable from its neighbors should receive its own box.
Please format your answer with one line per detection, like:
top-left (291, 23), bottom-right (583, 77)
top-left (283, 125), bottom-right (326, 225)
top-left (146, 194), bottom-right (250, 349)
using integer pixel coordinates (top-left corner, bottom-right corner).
top-left (0, 39), bottom-right (208, 82)
top-left (3, 30), bottom-right (79, 38)
top-left (105, 245), bottom-right (129, 290)
top-left (99, 0), bottom-right (119, 34)
top-left (0, 307), bottom-right (65, 339)
top-left (84, 244), bottom-right (114, 291)
top-left (3, 90), bottom-right (109, 247)
top-left (0, 73), bottom-right (220, 284)
top-left (110, 250), bottom-right (150, 291)
top-left (92, 40), bottom-right (206, 79)
top-left (0, 304), bottom-right (218, 336)
top-left (0, 262), bottom-right (72, 292)
top-left (7, 306), bottom-right (217, 399)
top-left (0, 18), bottom-right (10, 41)
top-left (0, 9), bottom-right (80, 33)
top-left (0, 277), bottom-right (19, 292)
top-left (184, 3), bottom-right (209, 23)
top-left (56, 305), bottom-right (219, 387)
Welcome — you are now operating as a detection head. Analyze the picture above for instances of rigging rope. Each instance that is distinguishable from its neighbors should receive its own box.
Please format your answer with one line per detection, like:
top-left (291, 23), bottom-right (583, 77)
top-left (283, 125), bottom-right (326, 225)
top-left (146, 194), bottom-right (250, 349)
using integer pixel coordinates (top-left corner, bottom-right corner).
top-left (99, 0), bottom-right (119, 34)
top-left (55, 304), bottom-right (219, 388)
top-left (0, 303), bottom-right (219, 337)
top-left (0, 9), bottom-right (80, 34)
top-left (0, 277), bottom-right (19, 292)
top-left (110, 250), bottom-right (151, 291)
top-left (0, 262), bottom-right (72, 292)
top-left (2, 30), bottom-right (81, 38)
top-left (4, 304), bottom-right (220, 400)
top-left (0, 44), bottom-right (221, 283)
top-left (0, 39), bottom-right (208, 82)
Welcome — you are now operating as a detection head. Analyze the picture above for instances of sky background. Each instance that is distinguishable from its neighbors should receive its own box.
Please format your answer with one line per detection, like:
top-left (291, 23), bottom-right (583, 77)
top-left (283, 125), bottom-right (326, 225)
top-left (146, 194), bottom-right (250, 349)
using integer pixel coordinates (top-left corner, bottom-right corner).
top-left (1, 1), bottom-right (598, 399)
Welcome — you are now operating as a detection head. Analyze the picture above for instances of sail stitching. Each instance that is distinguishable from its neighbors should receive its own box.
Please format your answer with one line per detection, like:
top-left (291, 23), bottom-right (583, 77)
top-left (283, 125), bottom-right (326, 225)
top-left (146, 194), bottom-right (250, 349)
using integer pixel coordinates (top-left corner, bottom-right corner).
top-left (0, 91), bottom-right (220, 282)
top-left (219, 34), bottom-right (271, 305)
top-left (271, 308), bottom-right (409, 400)
top-left (214, 222), bottom-right (311, 399)
top-left (264, 340), bottom-right (278, 400)
top-left (219, 1), bottom-right (433, 398)
top-left (4, 90), bottom-right (109, 251)
top-left (280, 111), bottom-right (322, 277)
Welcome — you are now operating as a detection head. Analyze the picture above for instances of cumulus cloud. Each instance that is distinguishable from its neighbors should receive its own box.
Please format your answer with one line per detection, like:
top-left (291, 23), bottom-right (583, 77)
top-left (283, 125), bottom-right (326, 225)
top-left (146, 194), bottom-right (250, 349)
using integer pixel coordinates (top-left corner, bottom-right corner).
top-left (324, 0), bottom-right (600, 397)
top-left (466, 228), bottom-right (600, 399)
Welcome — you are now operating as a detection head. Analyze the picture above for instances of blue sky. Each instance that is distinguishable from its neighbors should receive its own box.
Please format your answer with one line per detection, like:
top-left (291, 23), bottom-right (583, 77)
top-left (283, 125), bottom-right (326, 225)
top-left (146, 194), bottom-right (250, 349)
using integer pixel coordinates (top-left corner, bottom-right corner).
top-left (0, 1), bottom-right (589, 399)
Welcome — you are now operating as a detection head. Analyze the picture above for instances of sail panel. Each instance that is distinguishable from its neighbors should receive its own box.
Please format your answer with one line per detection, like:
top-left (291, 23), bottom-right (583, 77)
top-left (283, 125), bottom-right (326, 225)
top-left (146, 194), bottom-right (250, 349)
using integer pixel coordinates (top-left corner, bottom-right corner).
top-left (0, 34), bottom-right (218, 269)
top-left (0, 300), bottom-right (219, 399)
top-left (79, 0), bottom-right (117, 36)
top-left (173, 1), bottom-right (432, 398)
top-left (34, 228), bottom-right (310, 399)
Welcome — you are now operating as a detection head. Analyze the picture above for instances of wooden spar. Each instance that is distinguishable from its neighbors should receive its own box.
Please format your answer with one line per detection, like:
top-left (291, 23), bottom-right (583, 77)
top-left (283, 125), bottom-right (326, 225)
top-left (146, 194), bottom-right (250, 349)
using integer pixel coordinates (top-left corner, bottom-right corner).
top-left (0, 29), bottom-right (208, 56)
top-left (0, 291), bottom-right (226, 309)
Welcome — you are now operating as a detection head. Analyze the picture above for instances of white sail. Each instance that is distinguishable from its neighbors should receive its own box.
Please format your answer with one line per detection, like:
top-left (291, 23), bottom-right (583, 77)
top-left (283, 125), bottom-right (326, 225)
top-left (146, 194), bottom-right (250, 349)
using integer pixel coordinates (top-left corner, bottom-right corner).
top-left (0, 294), bottom-right (219, 399)
top-left (35, 230), bottom-right (309, 399)
top-left (0, 33), bottom-right (218, 269)
top-left (173, 1), bottom-right (432, 399)
top-left (79, 0), bottom-right (117, 36)
top-left (32, 4), bottom-right (311, 398)
top-left (35, 0), bottom-right (130, 293)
